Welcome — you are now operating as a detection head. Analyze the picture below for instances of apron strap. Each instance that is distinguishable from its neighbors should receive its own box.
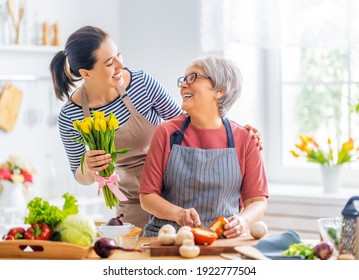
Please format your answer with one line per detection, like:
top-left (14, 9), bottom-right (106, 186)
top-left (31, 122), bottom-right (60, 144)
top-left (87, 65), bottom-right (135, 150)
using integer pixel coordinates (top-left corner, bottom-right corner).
top-left (170, 116), bottom-right (191, 149)
top-left (81, 86), bottom-right (91, 117)
top-left (80, 85), bottom-right (135, 117)
top-left (170, 116), bottom-right (235, 149)
top-left (116, 86), bottom-right (137, 114)
top-left (222, 118), bottom-right (235, 148)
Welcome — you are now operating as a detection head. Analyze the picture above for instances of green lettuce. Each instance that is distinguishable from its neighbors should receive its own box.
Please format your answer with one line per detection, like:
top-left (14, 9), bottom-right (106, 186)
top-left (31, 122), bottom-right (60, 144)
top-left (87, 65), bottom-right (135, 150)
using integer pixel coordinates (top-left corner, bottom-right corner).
top-left (55, 214), bottom-right (97, 247)
top-left (24, 193), bottom-right (79, 229)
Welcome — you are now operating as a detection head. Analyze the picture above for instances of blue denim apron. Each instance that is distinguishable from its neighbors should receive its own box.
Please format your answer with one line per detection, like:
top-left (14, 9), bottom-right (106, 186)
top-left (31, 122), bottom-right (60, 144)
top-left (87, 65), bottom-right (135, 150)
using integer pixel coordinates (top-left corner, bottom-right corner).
top-left (143, 116), bottom-right (242, 236)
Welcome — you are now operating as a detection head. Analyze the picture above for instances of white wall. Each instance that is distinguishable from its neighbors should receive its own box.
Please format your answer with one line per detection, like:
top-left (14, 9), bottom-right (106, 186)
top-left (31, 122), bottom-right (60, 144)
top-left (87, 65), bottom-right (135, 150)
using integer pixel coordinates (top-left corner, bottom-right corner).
top-left (118, 0), bottom-right (202, 104)
top-left (0, 0), bottom-right (121, 220)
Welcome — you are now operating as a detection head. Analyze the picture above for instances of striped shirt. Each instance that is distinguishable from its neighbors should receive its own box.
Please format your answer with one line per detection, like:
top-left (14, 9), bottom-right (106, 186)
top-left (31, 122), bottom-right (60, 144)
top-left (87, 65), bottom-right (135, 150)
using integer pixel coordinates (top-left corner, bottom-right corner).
top-left (58, 68), bottom-right (183, 174)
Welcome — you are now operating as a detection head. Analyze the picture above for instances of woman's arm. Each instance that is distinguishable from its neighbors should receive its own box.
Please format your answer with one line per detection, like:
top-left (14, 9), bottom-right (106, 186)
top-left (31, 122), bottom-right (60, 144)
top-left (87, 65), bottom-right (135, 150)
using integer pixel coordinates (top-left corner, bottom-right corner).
top-left (140, 193), bottom-right (201, 227)
top-left (222, 125), bottom-right (268, 238)
top-left (142, 71), bottom-right (183, 120)
top-left (223, 196), bottom-right (267, 238)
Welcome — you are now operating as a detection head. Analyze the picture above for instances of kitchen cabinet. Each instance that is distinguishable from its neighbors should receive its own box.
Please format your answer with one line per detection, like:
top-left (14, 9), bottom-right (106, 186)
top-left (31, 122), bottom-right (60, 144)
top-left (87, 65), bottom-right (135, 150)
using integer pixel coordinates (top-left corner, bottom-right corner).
top-left (262, 183), bottom-right (357, 239)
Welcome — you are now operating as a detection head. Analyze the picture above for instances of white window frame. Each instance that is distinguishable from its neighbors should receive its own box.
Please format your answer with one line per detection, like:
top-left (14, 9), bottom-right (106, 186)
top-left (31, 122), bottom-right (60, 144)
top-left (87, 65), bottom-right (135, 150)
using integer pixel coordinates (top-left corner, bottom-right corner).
top-left (264, 49), bottom-right (359, 188)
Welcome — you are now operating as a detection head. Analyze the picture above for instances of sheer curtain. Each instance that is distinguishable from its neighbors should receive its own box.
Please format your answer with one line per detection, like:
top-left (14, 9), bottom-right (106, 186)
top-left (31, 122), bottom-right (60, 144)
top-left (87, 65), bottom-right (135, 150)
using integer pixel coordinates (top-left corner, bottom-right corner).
top-left (201, 0), bottom-right (359, 50)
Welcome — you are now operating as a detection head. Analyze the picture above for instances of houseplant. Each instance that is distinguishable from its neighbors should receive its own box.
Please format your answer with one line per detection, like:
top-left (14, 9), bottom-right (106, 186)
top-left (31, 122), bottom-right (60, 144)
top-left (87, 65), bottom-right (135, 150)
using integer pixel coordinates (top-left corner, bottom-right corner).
top-left (290, 135), bottom-right (359, 193)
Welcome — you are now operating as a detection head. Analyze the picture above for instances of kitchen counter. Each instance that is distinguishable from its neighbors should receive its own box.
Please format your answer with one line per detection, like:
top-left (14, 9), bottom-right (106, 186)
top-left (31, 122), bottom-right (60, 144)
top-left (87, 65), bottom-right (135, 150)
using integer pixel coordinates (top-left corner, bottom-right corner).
top-left (87, 236), bottom-right (258, 260)
top-left (0, 236), bottom-right (259, 260)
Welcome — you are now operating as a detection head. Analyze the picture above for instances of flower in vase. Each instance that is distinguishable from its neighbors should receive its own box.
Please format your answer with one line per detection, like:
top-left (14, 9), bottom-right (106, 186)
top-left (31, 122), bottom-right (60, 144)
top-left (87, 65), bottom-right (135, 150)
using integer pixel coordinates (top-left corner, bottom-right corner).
top-left (72, 111), bottom-right (130, 209)
top-left (0, 155), bottom-right (35, 183)
top-left (290, 134), bottom-right (359, 166)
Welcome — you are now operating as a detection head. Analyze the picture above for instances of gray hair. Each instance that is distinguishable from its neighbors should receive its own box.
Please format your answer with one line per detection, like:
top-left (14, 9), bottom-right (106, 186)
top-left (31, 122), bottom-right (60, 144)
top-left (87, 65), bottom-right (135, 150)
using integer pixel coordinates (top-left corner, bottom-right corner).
top-left (187, 56), bottom-right (242, 116)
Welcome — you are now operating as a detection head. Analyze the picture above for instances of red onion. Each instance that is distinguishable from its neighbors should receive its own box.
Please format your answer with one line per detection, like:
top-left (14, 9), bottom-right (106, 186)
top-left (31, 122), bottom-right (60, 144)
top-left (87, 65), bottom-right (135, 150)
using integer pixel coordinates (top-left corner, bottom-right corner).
top-left (106, 214), bottom-right (124, 226)
top-left (93, 238), bottom-right (143, 258)
top-left (314, 242), bottom-right (334, 260)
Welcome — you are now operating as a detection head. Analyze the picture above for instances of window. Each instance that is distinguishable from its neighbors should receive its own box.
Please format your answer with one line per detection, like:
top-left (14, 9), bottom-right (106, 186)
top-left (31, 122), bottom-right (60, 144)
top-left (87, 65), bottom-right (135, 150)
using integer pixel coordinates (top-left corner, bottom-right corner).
top-left (201, 0), bottom-right (359, 187)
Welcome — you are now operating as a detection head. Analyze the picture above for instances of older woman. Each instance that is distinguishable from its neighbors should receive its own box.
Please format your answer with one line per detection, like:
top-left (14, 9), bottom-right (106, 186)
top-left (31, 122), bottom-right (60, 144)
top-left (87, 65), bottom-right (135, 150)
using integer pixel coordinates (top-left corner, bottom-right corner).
top-left (139, 56), bottom-right (268, 237)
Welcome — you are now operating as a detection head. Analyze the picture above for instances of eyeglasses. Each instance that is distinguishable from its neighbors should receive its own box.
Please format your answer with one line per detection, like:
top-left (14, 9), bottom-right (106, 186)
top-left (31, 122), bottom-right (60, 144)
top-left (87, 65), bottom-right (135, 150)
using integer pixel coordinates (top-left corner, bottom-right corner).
top-left (177, 73), bottom-right (212, 88)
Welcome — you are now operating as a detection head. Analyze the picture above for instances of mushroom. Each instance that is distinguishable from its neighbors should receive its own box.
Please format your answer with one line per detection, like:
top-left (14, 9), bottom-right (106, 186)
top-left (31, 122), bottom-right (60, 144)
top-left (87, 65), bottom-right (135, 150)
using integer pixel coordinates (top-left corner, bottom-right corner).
top-left (250, 221), bottom-right (268, 239)
top-left (175, 229), bottom-right (194, 245)
top-left (158, 232), bottom-right (176, 245)
top-left (179, 239), bottom-right (200, 258)
top-left (177, 226), bottom-right (192, 233)
top-left (159, 224), bottom-right (176, 235)
top-left (158, 224), bottom-right (177, 245)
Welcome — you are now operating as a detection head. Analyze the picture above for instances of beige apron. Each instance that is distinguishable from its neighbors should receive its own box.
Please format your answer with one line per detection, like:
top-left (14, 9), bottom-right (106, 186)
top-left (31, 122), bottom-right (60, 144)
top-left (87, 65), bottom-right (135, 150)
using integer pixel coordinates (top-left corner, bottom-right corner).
top-left (81, 86), bottom-right (156, 229)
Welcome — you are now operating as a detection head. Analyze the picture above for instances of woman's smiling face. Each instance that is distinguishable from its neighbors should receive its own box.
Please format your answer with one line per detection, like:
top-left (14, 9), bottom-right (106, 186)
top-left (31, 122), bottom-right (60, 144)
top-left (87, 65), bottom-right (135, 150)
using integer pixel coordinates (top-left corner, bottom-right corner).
top-left (180, 65), bottom-right (217, 115)
top-left (90, 37), bottom-right (125, 88)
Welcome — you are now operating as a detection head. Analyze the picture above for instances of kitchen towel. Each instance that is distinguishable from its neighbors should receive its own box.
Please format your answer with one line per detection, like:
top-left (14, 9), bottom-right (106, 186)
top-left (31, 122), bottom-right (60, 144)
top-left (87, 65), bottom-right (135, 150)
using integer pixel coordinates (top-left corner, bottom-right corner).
top-left (254, 229), bottom-right (302, 256)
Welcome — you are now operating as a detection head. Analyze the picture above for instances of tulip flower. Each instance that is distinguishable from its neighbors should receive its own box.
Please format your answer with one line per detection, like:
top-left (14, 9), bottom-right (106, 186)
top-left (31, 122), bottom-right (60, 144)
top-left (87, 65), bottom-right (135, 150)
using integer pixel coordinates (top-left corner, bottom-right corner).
top-left (291, 134), bottom-right (359, 166)
top-left (71, 110), bottom-right (130, 209)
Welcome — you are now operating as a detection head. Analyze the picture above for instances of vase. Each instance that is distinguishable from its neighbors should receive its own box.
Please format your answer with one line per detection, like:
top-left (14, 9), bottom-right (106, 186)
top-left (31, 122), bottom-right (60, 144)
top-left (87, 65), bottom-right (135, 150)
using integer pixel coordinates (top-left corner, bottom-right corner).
top-left (320, 165), bottom-right (343, 194)
top-left (0, 180), bottom-right (27, 210)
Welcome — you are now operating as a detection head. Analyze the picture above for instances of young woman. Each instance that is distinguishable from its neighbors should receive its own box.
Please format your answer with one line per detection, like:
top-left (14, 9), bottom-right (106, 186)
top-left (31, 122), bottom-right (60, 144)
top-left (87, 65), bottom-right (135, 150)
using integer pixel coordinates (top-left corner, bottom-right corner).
top-left (140, 57), bottom-right (268, 237)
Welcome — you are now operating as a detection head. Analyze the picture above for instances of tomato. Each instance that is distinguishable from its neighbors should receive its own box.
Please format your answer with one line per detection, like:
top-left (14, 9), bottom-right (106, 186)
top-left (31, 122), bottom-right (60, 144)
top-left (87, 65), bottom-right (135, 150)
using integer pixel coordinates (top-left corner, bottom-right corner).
top-left (191, 228), bottom-right (217, 245)
top-left (209, 216), bottom-right (229, 238)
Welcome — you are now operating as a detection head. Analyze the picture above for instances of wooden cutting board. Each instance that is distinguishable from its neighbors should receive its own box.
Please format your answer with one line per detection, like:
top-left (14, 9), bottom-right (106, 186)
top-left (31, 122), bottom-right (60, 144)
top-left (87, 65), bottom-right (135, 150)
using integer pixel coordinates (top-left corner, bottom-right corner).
top-left (147, 236), bottom-right (257, 256)
top-left (0, 81), bottom-right (23, 132)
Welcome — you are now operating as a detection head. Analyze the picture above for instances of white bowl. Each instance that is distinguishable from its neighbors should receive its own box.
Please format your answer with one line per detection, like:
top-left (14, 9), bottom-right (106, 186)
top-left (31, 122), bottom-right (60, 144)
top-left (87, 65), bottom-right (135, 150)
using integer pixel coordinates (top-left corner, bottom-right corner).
top-left (97, 223), bottom-right (134, 238)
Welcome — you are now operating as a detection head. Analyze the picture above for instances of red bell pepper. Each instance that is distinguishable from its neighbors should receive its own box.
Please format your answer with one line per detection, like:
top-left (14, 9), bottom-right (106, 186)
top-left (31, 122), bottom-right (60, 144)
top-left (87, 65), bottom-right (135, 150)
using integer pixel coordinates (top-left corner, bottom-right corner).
top-left (24, 223), bottom-right (52, 240)
top-left (191, 227), bottom-right (217, 245)
top-left (2, 227), bottom-right (25, 240)
top-left (209, 216), bottom-right (229, 238)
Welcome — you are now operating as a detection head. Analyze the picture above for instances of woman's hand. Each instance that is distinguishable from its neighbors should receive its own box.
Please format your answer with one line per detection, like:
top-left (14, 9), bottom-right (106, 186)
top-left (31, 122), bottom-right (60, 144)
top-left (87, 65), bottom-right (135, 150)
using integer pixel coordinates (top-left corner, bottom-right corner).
top-left (175, 207), bottom-right (201, 227)
top-left (222, 215), bottom-right (249, 238)
top-left (244, 124), bottom-right (263, 151)
top-left (83, 150), bottom-right (112, 173)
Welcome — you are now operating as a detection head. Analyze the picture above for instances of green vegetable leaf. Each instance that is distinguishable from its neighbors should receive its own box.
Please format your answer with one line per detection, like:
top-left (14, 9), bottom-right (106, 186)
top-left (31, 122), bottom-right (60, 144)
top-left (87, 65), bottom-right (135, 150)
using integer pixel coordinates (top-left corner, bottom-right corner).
top-left (282, 243), bottom-right (316, 260)
top-left (24, 193), bottom-right (79, 230)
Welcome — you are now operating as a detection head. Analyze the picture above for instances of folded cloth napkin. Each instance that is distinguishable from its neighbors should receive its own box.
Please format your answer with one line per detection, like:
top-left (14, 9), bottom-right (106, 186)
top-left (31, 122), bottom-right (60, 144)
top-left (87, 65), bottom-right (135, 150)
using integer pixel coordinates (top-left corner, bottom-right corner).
top-left (254, 229), bottom-right (301, 254)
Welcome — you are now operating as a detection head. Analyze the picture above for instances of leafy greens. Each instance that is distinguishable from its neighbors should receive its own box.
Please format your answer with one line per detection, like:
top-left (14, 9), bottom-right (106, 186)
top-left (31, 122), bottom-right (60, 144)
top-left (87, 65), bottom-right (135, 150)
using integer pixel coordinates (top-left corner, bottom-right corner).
top-left (24, 193), bottom-right (79, 229)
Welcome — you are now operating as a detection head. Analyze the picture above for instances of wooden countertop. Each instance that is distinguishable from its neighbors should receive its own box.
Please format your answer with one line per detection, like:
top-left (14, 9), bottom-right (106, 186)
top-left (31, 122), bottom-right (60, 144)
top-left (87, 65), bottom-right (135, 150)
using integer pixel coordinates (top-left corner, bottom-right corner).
top-left (87, 236), bottom-right (258, 260)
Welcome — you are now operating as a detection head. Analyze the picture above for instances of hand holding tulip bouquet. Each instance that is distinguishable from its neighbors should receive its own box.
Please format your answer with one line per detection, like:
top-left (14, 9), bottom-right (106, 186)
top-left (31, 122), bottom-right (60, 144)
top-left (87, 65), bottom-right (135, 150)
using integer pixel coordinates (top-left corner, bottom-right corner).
top-left (72, 111), bottom-right (129, 208)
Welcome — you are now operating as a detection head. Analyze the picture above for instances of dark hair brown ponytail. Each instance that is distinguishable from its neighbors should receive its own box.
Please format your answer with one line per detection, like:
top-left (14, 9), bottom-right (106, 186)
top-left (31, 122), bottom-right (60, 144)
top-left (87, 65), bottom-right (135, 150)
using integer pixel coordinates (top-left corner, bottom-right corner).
top-left (49, 26), bottom-right (108, 101)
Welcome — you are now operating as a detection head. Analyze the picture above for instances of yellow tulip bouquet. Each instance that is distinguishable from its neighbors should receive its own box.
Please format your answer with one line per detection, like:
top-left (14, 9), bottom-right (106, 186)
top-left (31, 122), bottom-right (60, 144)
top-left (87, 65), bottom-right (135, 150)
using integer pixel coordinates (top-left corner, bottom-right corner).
top-left (72, 111), bottom-right (129, 208)
top-left (290, 135), bottom-right (359, 165)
